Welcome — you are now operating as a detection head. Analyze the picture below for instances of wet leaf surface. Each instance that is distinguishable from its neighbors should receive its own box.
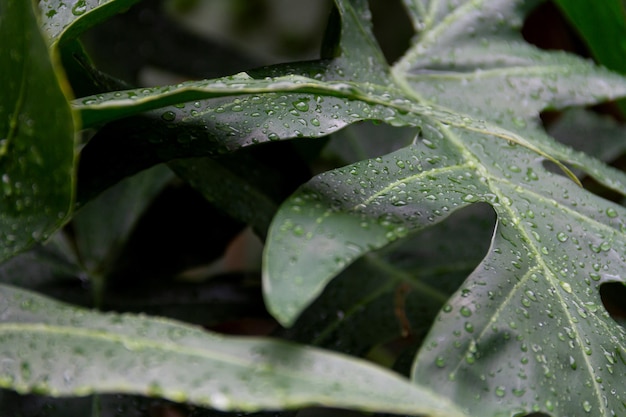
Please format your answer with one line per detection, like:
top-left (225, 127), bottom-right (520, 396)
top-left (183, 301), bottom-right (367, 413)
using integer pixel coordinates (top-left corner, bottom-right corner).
top-left (0, 284), bottom-right (467, 417)
top-left (3, 0), bottom-right (626, 416)
top-left (0, 0), bottom-right (77, 263)
top-left (261, 1), bottom-right (626, 416)
top-left (39, 0), bottom-right (142, 46)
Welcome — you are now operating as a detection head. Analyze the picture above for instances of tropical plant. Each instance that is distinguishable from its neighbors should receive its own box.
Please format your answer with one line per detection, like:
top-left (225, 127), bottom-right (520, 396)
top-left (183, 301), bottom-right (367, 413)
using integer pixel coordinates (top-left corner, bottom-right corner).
top-left (1, 0), bottom-right (625, 416)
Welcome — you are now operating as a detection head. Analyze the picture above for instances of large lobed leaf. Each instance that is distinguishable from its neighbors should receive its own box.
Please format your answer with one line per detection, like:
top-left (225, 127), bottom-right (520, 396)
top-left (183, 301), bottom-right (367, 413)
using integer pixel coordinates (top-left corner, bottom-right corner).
top-left (260, 0), bottom-right (626, 416)
top-left (0, 0), bottom-right (77, 264)
top-left (0, 284), bottom-right (466, 417)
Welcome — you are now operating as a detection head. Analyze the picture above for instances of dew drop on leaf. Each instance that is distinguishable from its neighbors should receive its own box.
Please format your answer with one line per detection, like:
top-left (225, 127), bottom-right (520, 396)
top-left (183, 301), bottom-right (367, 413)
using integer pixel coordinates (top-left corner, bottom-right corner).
top-left (606, 207), bottom-right (618, 218)
top-left (460, 306), bottom-right (472, 317)
top-left (559, 281), bottom-right (573, 294)
top-left (512, 388), bottom-right (525, 397)
top-left (435, 356), bottom-right (446, 368)
top-left (161, 111), bottom-right (176, 122)
top-left (71, 0), bottom-right (87, 16)
top-left (293, 100), bottom-right (309, 112)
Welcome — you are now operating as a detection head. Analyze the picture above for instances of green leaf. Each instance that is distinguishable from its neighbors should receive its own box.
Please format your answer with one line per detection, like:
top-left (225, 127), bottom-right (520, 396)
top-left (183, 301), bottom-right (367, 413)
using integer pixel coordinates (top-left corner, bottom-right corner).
top-left (0, 0), bottom-right (77, 263)
top-left (552, 0), bottom-right (626, 115)
top-left (279, 204), bottom-right (494, 356)
top-left (168, 157), bottom-right (278, 237)
top-left (0, 284), bottom-right (467, 417)
top-left (548, 109), bottom-right (626, 164)
top-left (39, 0), bottom-right (142, 46)
top-left (261, 0), bottom-right (626, 415)
top-left (553, 0), bottom-right (626, 76)
top-left (71, 164), bottom-right (173, 306)
top-left (392, 0), bottom-right (626, 127)
top-left (72, 164), bottom-right (173, 274)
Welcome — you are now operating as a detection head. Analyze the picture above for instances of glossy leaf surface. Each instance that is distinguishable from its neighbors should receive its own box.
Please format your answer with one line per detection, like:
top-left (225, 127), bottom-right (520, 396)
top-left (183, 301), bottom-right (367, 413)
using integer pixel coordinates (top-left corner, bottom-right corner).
top-left (5, 0), bottom-right (626, 416)
top-left (261, 0), bottom-right (626, 416)
top-left (39, 0), bottom-right (141, 45)
top-left (0, 0), bottom-right (76, 263)
top-left (0, 284), bottom-right (467, 417)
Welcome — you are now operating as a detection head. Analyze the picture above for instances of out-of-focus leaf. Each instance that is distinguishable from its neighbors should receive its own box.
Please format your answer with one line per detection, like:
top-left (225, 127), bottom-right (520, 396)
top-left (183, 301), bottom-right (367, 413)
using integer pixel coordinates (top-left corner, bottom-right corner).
top-left (0, 232), bottom-right (88, 306)
top-left (72, 164), bottom-right (174, 274)
top-left (169, 157), bottom-right (278, 238)
top-left (553, 0), bottom-right (626, 76)
top-left (0, 389), bottom-right (177, 417)
top-left (71, 164), bottom-right (173, 305)
top-left (553, 0), bottom-right (626, 115)
top-left (0, 284), bottom-right (468, 417)
top-left (547, 109), bottom-right (626, 164)
top-left (322, 122), bottom-right (417, 165)
top-left (0, 0), bottom-right (77, 264)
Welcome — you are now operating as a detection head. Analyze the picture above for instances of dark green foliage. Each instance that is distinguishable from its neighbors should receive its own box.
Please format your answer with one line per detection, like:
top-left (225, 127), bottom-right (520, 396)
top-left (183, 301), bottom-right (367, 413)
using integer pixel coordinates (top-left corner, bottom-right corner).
top-left (1, 1), bottom-right (625, 416)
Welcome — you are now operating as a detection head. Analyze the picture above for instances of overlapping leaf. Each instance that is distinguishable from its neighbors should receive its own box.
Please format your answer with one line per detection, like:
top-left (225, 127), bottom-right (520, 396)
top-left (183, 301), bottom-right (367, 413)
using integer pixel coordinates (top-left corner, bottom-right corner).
top-left (0, 284), bottom-right (467, 417)
top-left (0, 0), bottom-right (77, 264)
top-left (11, 0), bottom-right (626, 416)
top-left (260, 0), bottom-right (626, 416)
top-left (39, 0), bottom-right (141, 46)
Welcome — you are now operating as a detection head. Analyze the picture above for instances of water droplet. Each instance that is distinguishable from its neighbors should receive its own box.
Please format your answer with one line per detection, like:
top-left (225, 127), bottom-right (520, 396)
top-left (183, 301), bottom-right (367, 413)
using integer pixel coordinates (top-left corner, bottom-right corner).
top-left (559, 281), bottom-right (573, 293)
top-left (310, 118), bottom-right (321, 127)
top-left (267, 132), bottom-right (279, 141)
top-left (606, 208), bottom-right (618, 218)
top-left (422, 139), bottom-right (437, 149)
top-left (495, 386), bottom-right (506, 397)
top-left (512, 388), bottom-right (526, 397)
top-left (292, 100), bottom-right (309, 112)
top-left (161, 111), bottom-right (176, 121)
top-left (71, 0), bottom-right (87, 16)
top-left (557, 232), bottom-right (569, 242)
top-left (435, 356), bottom-right (446, 368)
top-left (460, 306), bottom-right (472, 317)
top-left (582, 400), bottom-right (592, 413)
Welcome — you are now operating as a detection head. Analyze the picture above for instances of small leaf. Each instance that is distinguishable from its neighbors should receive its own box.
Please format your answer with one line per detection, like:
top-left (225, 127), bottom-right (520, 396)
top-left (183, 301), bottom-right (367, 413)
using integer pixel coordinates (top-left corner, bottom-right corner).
top-left (73, 164), bottom-right (173, 274)
top-left (0, 0), bottom-right (77, 263)
top-left (0, 284), bottom-right (467, 417)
